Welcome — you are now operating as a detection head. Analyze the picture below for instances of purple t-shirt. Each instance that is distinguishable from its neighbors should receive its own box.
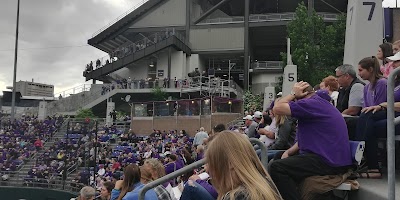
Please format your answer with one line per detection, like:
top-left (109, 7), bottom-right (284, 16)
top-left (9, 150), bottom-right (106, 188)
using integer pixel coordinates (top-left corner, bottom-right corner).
top-left (363, 78), bottom-right (387, 107)
top-left (289, 95), bottom-right (352, 167)
top-left (394, 84), bottom-right (400, 102)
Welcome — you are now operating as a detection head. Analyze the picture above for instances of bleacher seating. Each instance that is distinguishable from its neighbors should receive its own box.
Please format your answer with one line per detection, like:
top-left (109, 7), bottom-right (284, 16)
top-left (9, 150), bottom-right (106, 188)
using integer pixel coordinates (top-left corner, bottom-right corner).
top-left (0, 116), bottom-right (62, 179)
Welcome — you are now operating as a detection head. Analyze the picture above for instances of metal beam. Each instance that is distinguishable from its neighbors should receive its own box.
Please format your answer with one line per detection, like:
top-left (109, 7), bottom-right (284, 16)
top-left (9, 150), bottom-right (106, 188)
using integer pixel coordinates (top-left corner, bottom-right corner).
top-left (193, 0), bottom-right (233, 24)
top-left (118, 34), bottom-right (133, 43)
top-left (98, 44), bottom-right (113, 52)
top-left (185, 0), bottom-right (191, 43)
top-left (115, 36), bottom-right (126, 44)
top-left (126, 26), bottom-right (186, 33)
top-left (168, 47), bottom-right (172, 85)
top-left (108, 39), bottom-right (122, 47)
top-left (103, 41), bottom-right (117, 51)
top-left (244, 0), bottom-right (249, 91)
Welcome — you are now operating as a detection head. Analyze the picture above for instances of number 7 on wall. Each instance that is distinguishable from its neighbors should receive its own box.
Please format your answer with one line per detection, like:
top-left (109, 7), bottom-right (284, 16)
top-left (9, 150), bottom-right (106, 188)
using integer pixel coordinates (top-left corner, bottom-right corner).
top-left (363, 1), bottom-right (376, 21)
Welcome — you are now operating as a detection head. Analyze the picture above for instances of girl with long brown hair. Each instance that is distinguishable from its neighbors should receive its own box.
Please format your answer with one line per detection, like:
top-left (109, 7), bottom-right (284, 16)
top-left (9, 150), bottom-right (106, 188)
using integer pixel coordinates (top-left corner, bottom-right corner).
top-left (358, 56), bottom-right (387, 107)
top-left (110, 164), bottom-right (157, 200)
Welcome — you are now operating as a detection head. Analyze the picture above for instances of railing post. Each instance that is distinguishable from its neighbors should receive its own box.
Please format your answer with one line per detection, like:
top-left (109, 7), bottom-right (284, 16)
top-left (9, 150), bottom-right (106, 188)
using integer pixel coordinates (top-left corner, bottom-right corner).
top-left (386, 67), bottom-right (399, 200)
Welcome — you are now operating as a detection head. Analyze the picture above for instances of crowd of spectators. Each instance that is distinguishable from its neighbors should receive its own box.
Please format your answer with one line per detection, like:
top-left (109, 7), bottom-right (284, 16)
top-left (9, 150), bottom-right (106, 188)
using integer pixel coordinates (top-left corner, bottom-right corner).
top-left (99, 76), bottom-right (193, 96)
top-left (13, 41), bottom-right (400, 199)
top-left (24, 122), bottom-right (116, 187)
top-left (0, 115), bottom-right (63, 181)
top-left (228, 41), bottom-right (400, 199)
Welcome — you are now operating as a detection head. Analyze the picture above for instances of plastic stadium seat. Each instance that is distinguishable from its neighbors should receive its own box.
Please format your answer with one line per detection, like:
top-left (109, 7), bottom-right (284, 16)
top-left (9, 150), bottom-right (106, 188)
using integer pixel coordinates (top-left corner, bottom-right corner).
top-left (334, 141), bottom-right (365, 195)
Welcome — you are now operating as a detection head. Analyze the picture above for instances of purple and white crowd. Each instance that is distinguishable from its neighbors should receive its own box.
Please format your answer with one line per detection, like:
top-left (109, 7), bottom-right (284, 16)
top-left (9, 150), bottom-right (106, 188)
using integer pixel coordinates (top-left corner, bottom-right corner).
top-left (0, 115), bottom-right (63, 181)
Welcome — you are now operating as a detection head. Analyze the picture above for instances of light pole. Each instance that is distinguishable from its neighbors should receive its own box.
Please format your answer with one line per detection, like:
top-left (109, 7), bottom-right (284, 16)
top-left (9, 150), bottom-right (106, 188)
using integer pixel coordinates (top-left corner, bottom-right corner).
top-left (11, 0), bottom-right (20, 120)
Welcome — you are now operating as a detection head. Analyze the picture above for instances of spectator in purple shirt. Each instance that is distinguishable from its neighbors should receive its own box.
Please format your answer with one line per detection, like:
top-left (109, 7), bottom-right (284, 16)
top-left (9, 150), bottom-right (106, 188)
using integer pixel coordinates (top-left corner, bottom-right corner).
top-left (164, 154), bottom-right (179, 175)
top-left (180, 164), bottom-right (217, 200)
top-left (355, 53), bottom-right (400, 178)
top-left (358, 56), bottom-right (387, 107)
top-left (270, 81), bottom-right (352, 200)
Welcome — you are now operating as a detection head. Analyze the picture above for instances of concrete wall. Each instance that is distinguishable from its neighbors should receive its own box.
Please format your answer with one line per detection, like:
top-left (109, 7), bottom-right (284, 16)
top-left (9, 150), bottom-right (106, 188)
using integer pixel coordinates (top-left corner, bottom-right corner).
top-left (111, 52), bottom-right (207, 81)
top-left (171, 50), bottom-right (185, 79)
top-left (189, 27), bottom-right (244, 51)
top-left (111, 49), bottom-right (187, 81)
top-left (251, 73), bottom-right (282, 94)
top-left (47, 84), bottom-right (104, 115)
top-left (0, 187), bottom-right (76, 200)
top-left (131, 113), bottom-right (240, 136)
top-left (191, 0), bottom-right (230, 20)
top-left (130, 0), bottom-right (186, 28)
top-left (392, 9), bottom-right (400, 42)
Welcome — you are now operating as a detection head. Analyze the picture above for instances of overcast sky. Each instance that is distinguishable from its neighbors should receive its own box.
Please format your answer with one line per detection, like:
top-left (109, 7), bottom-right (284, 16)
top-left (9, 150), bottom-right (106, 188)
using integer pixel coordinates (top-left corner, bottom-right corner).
top-left (0, 0), bottom-right (397, 96)
top-left (383, 0), bottom-right (400, 7)
top-left (0, 0), bottom-right (141, 95)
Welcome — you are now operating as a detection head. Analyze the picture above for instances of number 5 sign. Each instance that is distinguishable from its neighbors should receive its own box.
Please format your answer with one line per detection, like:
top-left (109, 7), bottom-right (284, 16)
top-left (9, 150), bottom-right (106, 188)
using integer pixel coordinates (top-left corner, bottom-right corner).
top-left (343, 0), bottom-right (383, 72)
top-left (282, 64), bottom-right (297, 96)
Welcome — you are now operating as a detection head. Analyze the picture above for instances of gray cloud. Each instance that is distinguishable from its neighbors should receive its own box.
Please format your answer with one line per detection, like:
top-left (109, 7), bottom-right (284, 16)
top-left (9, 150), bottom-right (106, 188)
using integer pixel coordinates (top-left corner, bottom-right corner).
top-left (0, 0), bottom-right (139, 94)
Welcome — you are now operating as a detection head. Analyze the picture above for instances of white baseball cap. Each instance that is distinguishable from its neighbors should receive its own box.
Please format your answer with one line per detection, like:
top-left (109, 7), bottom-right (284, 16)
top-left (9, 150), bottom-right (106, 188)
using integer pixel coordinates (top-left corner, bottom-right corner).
top-left (253, 111), bottom-right (263, 119)
top-left (243, 115), bottom-right (253, 120)
top-left (387, 52), bottom-right (400, 62)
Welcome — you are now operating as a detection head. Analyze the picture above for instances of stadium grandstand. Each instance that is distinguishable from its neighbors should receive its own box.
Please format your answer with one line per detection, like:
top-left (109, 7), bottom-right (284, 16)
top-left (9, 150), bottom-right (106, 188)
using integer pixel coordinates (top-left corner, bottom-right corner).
top-left (1, 0), bottom-right (400, 200)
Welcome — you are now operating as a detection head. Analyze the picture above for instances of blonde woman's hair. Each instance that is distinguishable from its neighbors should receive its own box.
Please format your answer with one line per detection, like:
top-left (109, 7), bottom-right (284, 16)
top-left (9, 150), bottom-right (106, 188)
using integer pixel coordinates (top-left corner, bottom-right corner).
top-left (275, 114), bottom-right (287, 126)
top-left (144, 158), bottom-right (166, 179)
top-left (273, 98), bottom-right (287, 126)
top-left (206, 131), bottom-right (282, 200)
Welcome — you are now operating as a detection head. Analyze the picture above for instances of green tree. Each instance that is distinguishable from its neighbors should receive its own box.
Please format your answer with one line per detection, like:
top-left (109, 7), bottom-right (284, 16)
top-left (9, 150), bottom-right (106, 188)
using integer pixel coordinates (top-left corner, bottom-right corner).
top-left (283, 3), bottom-right (346, 86)
top-left (243, 90), bottom-right (263, 113)
top-left (151, 86), bottom-right (168, 101)
top-left (116, 111), bottom-right (127, 120)
top-left (75, 108), bottom-right (97, 118)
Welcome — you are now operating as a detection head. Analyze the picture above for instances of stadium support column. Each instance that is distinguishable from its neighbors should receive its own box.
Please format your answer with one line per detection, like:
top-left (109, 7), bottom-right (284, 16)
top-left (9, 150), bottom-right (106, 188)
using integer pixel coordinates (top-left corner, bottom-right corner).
top-left (244, 0), bottom-right (250, 91)
top-left (308, 0), bottom-right (314, 16)
top-left (185, 0), bottom-right (191, 44)
top-left (168, 47), bottom-right (172, 86)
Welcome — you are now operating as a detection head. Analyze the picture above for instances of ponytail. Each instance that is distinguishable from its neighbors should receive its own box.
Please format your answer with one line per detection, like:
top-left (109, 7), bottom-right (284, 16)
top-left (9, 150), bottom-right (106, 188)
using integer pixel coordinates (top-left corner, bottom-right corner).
top-left (358, 56), bottom-right (383, 88)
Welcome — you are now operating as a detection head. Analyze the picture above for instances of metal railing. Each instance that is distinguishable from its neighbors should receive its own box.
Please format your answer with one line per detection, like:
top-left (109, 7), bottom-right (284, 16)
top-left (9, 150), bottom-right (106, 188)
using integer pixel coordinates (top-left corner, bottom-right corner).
top-left (251, 61), bottom-right (284, 70)
top-left (54, 84), bottom-right (92, 99)
top-left (138, 138), bottom-right (268, 200)
top-left (226, 116), bottom-right (245, 130)
top-left (386, 67), bottom-right (399, 200)
top-left (199, 12), bottom-right (339, 25)
top-left (91, 0), bottom-right (150, 38)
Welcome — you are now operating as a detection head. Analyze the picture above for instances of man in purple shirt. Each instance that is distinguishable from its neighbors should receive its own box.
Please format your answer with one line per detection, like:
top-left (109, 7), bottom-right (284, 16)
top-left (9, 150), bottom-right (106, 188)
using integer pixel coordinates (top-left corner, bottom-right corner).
top-left (269, 81), bottom-right (352, 200)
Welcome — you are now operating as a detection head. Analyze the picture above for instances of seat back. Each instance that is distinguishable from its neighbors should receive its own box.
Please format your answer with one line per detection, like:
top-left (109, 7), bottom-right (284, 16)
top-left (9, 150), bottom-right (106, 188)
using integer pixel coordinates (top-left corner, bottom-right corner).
top-left (349, 141), bottom-right (365, 166)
